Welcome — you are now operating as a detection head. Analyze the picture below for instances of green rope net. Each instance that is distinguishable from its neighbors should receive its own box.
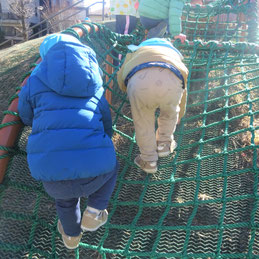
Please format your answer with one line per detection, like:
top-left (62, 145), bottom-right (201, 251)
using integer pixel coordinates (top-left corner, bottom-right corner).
top-left (0, 1), bottom-right (258, 258)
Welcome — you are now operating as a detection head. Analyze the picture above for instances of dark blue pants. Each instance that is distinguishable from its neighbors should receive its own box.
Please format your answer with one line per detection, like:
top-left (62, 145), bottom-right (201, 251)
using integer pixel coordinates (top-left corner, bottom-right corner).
top-left (115, 15), bottom-right (137, 35)
top-left (113, 15), bottom-right (138, 66)
top-left (42, 163), bottom-right (118, 236)
top-left (140, 16), bottom-right (168, 38)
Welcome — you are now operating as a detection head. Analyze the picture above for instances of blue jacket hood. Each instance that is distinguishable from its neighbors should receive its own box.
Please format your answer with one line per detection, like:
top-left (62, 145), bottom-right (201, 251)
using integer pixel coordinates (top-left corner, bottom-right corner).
top-left (34, 34), bottom-right (103, 97)
top-left (39, 33), bottom-right (82, 59)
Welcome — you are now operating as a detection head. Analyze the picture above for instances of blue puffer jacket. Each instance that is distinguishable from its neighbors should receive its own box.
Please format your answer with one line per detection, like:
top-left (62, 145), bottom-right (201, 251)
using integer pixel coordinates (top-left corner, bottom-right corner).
top-left (18, 34), bottom-right (117, 181)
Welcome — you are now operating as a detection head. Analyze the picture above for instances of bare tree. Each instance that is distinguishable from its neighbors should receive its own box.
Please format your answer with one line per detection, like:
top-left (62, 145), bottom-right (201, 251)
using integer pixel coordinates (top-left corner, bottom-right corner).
top-left (7, 0), bottom-right (35, 41)
top-left (40, 0), bottom-right (79, 34)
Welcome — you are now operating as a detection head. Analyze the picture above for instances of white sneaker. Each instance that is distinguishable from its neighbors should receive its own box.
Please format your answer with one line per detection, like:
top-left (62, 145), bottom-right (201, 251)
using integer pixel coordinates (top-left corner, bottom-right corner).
top-left (81, 209), bottom-right (108, 231)
top-left (57, 220), bottom-right (82, 249)
top-left (134, 155), bottom-right (157, 174)
top-left (157, 140), bottom-right (177, 157)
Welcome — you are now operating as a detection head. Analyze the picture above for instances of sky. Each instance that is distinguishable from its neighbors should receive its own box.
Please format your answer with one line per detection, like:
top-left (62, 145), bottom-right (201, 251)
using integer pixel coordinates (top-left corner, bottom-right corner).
top-left (83, 0), bottom-right (110, 10)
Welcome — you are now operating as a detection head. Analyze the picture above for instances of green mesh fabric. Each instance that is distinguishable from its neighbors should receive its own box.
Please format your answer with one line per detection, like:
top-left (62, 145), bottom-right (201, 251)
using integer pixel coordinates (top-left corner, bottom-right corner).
top-left (0, 2), bottom-right (258, 258)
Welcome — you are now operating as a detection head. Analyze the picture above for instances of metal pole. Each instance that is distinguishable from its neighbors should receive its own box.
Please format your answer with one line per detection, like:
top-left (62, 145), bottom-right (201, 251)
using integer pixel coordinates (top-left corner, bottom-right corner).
top-left (102, 0), bottom-right (105, 21)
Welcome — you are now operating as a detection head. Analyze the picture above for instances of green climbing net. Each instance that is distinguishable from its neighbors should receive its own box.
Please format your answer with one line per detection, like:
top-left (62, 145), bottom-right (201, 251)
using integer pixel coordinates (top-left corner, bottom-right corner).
top-left (0, 1), bottom-right (258, 258)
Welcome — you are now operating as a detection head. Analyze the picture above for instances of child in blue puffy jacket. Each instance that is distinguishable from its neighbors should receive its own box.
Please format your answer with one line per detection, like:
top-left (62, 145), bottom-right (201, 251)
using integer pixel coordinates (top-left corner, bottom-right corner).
top-left (18, 33), bottom-right (118, 249)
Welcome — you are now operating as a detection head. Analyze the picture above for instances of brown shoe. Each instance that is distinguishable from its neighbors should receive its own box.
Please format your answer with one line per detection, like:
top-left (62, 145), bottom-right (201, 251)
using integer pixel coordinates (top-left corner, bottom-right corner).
top-left (157, 140), bottom-right (177, 157)
top-left (81, 209), bottom-right (108, 231)
top-left (57, 220), bottom-right (82, 249)
top-left (134, 155), bottom-right (157, 174)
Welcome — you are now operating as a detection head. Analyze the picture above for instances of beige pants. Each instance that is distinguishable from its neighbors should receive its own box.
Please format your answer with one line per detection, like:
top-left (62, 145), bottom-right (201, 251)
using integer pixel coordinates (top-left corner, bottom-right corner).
top-left (127, 67), bottom-right (184, 162)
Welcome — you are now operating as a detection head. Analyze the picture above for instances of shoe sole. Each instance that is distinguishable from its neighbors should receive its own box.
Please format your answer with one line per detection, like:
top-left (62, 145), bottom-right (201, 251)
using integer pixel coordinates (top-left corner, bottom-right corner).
top-left (158, 151), bottom-right (171, 158)
top-left (157, 142), bottom-right (177, 158)
top-left (62, 237), bottom-right (80, 250)
top-left (134, 158), bottom-right (157, 174)
top-left (81, 218), bottom-right (107, 232)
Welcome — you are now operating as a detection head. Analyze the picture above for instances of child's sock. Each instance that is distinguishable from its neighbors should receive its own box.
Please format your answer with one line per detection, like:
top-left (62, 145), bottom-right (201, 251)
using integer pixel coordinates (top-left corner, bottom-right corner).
top-left (86, 206), bottom-right (101, 215)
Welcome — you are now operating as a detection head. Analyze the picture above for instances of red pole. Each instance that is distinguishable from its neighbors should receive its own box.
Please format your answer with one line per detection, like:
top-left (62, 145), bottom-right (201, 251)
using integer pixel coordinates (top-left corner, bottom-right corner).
top-left (0, 77), bottom-right (28, 183)
top-left (105, 54), bottom-right (114, 105)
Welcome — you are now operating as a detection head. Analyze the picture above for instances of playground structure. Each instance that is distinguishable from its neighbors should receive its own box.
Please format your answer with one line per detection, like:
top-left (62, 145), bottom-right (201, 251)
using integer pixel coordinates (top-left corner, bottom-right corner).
top-left (0, 0), bottom-right (258, 258)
